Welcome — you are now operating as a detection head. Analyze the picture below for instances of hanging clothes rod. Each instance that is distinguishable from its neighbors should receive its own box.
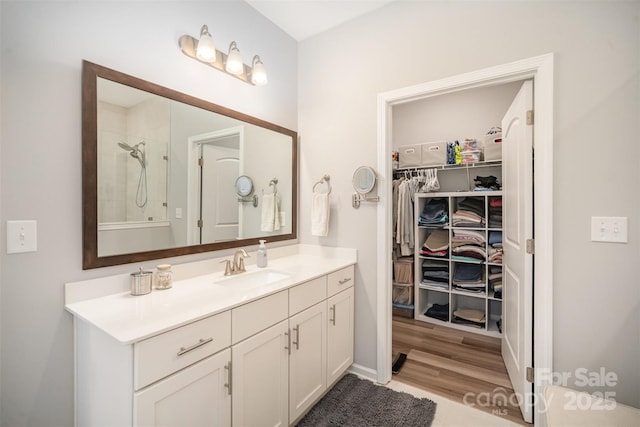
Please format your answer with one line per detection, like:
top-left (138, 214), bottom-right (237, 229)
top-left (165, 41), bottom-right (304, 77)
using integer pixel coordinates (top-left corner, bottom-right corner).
top-left (312, 175), bottom-right (331, 194)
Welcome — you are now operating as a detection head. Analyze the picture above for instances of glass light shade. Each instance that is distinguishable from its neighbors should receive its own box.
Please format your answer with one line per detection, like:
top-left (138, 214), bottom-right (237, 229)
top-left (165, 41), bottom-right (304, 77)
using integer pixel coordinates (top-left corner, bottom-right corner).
top-left (251, 58), bottom-right (268, 85)
top-left (196, 27), bottom-right (216, 62)
top-left (225, 43), bottom-right (244, 75)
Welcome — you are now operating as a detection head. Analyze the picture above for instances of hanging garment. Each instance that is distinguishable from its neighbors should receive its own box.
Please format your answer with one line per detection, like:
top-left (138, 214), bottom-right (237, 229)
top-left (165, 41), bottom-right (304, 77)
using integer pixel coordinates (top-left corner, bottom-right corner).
top-left (396, 179), bottom-right (414, 256)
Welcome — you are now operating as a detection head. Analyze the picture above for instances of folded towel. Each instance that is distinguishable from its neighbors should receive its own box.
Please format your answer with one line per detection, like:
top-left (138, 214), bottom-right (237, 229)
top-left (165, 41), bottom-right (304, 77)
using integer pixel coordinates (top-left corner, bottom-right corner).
top-left (261, 193), bottom-right (281, 232)
top-left (311, 192), bottom-right (330, 236)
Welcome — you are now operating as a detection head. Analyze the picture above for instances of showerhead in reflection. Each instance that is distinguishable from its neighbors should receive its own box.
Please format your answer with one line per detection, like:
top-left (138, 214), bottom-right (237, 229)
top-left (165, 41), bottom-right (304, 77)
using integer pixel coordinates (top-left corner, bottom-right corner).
top-left (118, 141), bottom-right (146, 168)
top-left (117, 141), bottom-right (147, 207)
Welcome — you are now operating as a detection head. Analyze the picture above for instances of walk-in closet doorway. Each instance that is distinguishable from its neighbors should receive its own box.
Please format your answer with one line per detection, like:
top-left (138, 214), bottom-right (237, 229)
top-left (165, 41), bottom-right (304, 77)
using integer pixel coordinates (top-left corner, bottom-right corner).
top-left (376, 54), bottom-right (554, 424)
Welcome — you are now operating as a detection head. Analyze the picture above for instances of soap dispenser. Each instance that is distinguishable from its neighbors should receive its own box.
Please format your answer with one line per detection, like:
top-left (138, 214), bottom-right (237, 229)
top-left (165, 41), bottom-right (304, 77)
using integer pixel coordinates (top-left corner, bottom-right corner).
top-left (257, 240), bottom-right (268, 268)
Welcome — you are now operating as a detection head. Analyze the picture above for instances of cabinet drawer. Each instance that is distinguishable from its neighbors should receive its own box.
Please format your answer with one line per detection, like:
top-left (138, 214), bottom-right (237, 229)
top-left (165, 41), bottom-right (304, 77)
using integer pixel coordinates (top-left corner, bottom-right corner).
top-left (289, 276), bottom-right (327, 315)
top-left (232, 290), bottom-right (288, 343)
top-left (134, 311), bottom-right (231, 390)
top-left (327, 266), bottom-right (354, 297)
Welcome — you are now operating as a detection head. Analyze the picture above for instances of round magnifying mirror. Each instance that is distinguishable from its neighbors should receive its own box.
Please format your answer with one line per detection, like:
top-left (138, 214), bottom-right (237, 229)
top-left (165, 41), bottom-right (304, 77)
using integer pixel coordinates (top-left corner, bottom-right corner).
top-left (352, 166), bottom-right (377, 194)
top-left (235, 175), bottom-right (254, 197)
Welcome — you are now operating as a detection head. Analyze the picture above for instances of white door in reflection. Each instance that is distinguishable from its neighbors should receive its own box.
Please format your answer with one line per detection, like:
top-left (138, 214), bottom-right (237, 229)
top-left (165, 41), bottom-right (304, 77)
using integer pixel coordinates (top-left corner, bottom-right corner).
top-left (200, 142), bottom-right (239, 243)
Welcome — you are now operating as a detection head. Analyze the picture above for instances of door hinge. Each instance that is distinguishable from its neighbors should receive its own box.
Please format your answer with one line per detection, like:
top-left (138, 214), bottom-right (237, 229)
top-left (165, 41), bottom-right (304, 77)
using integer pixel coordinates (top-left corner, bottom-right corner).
top-left (526, 239), bottom-right (535, 254)
top-left (198, 157), bottom-right (204, 167)
top-left (526, 366), bottom-right (535, 383)
top-left (197, 219), bottom-right (203, 228)
top-left (526, 110), bottom-right (534, 125)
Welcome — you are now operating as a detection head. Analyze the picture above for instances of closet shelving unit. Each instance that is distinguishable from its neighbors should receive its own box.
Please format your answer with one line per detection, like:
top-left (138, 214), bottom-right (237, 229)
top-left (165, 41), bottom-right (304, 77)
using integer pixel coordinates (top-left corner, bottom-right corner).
top-left (406, 161), bottom-right (503, 338)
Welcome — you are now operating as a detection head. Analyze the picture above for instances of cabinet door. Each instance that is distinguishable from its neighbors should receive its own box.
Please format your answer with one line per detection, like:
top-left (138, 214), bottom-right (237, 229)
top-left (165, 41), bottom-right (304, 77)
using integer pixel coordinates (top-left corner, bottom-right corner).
top-left (232, 320), bottom-right (289, 427)
top-left (289, 302), bottom-right (327, 422)
top-left (327, 286), bottom-right (354, 386)
top-left (134, 348), bottom-right (231, 427)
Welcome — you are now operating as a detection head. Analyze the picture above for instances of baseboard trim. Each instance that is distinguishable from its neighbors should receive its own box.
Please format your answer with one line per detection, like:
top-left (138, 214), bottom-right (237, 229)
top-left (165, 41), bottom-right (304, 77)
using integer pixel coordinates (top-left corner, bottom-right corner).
top-left (348, 363), bottom-right (378, 383)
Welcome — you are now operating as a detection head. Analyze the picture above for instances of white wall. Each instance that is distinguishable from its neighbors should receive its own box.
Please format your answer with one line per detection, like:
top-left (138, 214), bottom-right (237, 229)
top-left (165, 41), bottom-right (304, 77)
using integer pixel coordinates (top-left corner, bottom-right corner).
top-left (0, 1), bottom-right (297, 425)
top-left (298, 0), bottom-right (640, 407)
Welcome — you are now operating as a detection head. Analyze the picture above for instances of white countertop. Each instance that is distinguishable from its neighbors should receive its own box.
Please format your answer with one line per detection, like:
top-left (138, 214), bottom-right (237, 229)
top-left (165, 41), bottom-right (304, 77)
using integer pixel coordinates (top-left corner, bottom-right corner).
top-left (65, 245), bottom-right (356, 344)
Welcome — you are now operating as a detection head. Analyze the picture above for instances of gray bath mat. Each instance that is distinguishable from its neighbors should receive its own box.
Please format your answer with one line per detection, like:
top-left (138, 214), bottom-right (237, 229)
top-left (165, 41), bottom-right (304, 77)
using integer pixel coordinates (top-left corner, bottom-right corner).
top-left (296, 373), bottom-right (436, 426)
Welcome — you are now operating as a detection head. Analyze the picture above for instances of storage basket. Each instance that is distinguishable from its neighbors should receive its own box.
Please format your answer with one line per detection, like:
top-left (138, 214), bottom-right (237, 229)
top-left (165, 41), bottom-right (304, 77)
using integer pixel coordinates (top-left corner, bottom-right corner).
top-left (394, 257), bottom-right (414, 284)
top-left (398, 144), bottom-right (422, 168)
top-left (421, 141), bottom-right (447, 166)
top-left (392, 303), bottom-right (414, 318)
top-left (483, 132), bottom-right (502, 161)
top-left (392, 283), bottom-right (414, 306)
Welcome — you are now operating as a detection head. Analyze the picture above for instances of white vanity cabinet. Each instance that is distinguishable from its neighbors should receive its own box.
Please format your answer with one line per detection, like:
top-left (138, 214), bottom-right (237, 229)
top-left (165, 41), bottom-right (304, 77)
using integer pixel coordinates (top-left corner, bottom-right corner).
top-left (327, 286), bottom-right (355, 386)
top-left (231, 291), bottom-right (290, 427)
top-left (134, 349), bottom-right (231, 427)
top-left (288, 277), bottom-right (328, 423)
top-left (69, 254), bottom-right (355, 427)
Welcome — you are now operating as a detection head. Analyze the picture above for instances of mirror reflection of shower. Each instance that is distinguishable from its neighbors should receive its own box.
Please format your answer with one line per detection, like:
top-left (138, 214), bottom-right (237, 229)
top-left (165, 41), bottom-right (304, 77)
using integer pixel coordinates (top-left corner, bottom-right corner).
top-left (117, 141), bottom-right (147, 208)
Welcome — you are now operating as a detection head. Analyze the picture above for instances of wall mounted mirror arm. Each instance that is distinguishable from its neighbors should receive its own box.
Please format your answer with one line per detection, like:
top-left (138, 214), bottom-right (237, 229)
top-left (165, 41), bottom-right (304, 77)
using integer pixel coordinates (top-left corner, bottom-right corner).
top-left (352, 166), bottom-right (379, 209)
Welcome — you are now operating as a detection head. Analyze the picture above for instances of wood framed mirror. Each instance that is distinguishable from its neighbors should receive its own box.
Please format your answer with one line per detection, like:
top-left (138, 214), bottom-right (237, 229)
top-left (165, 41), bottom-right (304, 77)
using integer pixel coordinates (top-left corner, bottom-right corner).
top-left (82, 61), bottom-right (297, 269)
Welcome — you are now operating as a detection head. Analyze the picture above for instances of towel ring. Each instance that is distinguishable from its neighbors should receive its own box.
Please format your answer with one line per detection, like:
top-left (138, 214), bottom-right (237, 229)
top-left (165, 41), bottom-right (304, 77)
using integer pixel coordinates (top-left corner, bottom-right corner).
top-left (263, 178), bottom-right (278, 195)
top-left (313, 175), bottom-right (331, 194)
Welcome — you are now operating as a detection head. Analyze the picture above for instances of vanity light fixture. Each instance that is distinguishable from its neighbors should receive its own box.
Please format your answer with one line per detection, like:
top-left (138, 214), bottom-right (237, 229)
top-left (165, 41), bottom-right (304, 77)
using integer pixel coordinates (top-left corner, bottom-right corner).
top-left (195, 25), bottom-right (216, 62)
top-left (179, 25), bottom-right (268, 86)
top-left (225, 42), bottom-right (244, 75)
top-left (250, 55), bottom-right (268, 86)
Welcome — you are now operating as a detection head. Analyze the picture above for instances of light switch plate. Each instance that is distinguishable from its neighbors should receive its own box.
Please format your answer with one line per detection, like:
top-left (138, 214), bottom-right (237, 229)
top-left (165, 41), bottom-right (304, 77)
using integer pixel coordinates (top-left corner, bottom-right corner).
top-left (6, 220), bottom-right (38, 253)
top-left (591, 217), bottom-right (628, 243)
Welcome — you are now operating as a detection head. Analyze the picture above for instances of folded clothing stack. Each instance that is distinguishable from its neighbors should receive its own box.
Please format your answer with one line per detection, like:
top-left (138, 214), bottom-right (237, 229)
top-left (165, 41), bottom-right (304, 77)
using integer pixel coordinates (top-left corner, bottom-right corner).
top-left (421, 229), bottom-right (449, 257)
top-left (488, 231), bottom-right (503, 264)
top-left (474, 175), bottom-right (501, 191)
top-left (418, 198), bottom-right (449, 226)
top-left (488, 197), bottom-right (502, 228)
top-left (422, 259), bottom-right (449, 289)
top-left (425, 303), bottom-right (449, 322)
top-left (489, 265), bottom-right (502, 298)
top-left (453, 263), bottom-right (485, 293)
top-left (452, 308), bottom-right (486, 328)
top-left (452, 197), bottom-right (486, 227)
top-left (452, 229), bottom-right (486, 262)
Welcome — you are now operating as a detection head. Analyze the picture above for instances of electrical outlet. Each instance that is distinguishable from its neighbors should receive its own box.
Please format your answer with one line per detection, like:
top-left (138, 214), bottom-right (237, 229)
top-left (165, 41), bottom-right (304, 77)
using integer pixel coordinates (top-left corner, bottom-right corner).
top-left (591, 217), bottom-right (628, 243)
top-left (7, 220), bottom-right (38, 253)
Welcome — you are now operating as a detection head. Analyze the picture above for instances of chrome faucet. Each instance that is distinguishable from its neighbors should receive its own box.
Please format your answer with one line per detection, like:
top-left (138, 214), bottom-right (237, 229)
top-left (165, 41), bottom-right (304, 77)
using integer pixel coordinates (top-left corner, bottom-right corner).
top-left (221, 249), bottom-right (250, 276)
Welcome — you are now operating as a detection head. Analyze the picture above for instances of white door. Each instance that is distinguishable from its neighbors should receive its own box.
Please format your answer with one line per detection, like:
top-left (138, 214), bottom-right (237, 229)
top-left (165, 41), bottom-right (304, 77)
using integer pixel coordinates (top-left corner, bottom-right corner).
top-left (134, 349), bottom-right (231, 427)
top-left (501, 80), bottom-right (534, 423)
top-left (289, 302), bottom-right (327, 422)
top-left (326, 287), bottom-right (354, 386)
top-left (232, 320), bottom-right (289, 427)
top-left (200, 144), bottom-right (239, 244)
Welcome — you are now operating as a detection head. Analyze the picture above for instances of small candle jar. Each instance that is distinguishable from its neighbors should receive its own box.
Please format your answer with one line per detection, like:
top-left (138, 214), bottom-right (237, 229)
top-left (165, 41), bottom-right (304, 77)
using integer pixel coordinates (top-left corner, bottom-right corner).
top-left (155, 264), bottom-right (173, 290)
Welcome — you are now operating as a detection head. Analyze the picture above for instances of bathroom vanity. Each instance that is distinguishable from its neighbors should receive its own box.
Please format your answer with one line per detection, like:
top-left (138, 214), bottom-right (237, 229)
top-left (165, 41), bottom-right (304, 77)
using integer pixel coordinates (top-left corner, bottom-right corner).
top-left (65, 245), bottom-right (356, 426)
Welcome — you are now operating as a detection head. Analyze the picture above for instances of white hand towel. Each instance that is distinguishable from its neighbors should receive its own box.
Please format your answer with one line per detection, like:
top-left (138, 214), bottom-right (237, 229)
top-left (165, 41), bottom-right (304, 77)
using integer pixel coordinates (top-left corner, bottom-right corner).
top-left (261, 193), bottom-right (281, 232)
top-left (311, 192), bottom-right (330, 237)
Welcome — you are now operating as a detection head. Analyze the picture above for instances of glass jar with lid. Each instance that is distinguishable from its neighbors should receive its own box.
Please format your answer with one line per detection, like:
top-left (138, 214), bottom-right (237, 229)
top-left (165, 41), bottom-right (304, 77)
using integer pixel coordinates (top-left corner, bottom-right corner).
top-left (155, 264), bottom-right (173, 290)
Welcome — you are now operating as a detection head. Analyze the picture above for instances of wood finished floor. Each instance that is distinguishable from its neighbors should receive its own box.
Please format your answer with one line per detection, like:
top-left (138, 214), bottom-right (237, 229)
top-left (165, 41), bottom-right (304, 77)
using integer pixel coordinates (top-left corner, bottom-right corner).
top-left (392, 316), bottom-right (527, 425)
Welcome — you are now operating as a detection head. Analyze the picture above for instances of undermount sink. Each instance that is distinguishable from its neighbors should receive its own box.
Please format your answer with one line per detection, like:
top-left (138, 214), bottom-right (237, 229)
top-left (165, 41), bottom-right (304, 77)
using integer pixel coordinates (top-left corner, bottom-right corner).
top-left (213, 269), bottom-right (290, 290)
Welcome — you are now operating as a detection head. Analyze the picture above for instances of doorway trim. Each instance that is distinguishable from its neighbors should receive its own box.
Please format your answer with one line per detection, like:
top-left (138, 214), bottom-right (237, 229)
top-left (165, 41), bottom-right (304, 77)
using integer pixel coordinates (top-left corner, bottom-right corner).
top-left (187, 126), bottom-right (245, 245)
top-left (376, 53), bottom-right (554, 424)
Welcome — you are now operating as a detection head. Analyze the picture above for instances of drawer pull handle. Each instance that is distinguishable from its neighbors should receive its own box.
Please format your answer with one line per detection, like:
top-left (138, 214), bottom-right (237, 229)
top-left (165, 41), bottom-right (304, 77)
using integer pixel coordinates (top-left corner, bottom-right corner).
top-left (330, 304), bottom-right (336, 325)
top-left (177, 337), bottom-right (213, 356)
top-left (338, 277), bottom-right (352, 285)
top-left (284, 330), bottom-right (291, 355)
top-left (224, 362), bottom-right (232, 395)
top-left (293, 325), bottom-right (300, 350)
